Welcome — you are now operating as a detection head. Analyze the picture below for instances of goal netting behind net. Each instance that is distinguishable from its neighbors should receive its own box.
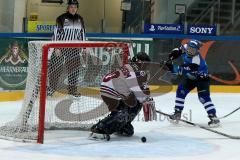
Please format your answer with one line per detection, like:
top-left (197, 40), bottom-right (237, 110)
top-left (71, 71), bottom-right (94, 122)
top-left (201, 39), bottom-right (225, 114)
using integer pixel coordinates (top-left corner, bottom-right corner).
top-left (0, 41), bottom-right (129, 143)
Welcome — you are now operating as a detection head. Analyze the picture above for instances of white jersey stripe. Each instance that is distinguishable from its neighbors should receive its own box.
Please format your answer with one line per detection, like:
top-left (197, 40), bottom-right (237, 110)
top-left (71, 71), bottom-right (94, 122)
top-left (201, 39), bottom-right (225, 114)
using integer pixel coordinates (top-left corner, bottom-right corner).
top-left (100, 85), bottom-right (126, 98)
top-left (204, 101), bottom-right (214, 107)
top-left (100, 89), bottom-right (119, 97)
top-left (175, 103), bottom-right (184, 107)
top-left (176, 97), bottom-right (185, 102)
top-left (205, 106), bottom-right (215, 112)
top-left (100, 87), bottom-right (119, 97)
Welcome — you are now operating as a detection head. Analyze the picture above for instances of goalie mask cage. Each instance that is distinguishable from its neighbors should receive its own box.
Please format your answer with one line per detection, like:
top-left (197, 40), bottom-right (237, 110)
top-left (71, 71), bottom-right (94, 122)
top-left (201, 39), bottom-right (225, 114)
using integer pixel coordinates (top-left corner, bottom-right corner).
top-left (0, 41), bottom-right (129, 144)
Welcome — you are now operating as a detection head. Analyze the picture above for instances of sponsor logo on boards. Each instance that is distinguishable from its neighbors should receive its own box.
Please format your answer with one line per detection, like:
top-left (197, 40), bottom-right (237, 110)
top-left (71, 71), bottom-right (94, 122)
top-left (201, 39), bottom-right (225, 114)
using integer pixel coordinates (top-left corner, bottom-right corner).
top-left (0, 41), bottom-right (28, 89)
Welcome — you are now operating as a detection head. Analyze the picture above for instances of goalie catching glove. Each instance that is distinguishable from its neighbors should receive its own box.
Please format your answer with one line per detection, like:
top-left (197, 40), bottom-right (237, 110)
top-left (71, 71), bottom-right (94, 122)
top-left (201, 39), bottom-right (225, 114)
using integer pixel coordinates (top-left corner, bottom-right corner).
top-left (143, 97), bottom-right (157, 121)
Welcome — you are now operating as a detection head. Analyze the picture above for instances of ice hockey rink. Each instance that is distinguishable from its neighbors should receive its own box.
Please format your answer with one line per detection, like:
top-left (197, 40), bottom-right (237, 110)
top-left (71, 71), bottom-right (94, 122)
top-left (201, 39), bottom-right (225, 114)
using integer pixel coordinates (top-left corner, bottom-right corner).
top-left (0, 92), bottom-right (239, 160)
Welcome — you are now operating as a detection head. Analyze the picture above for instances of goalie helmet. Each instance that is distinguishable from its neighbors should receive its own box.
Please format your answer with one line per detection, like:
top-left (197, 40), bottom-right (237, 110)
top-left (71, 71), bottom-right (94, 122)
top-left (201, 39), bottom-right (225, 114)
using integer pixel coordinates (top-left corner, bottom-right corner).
top-left (68, 0), bottom-right (79, 7)
top-left (131, 52), bottom-right (151, 63)
top-left (185, 39), bottom-right (202, 57)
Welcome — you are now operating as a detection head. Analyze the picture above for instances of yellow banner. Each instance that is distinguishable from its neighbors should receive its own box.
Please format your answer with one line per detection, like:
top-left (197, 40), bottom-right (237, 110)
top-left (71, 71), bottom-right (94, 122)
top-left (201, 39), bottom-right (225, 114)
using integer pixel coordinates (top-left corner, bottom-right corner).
top-left (27, 21), bottom-right (56, 33)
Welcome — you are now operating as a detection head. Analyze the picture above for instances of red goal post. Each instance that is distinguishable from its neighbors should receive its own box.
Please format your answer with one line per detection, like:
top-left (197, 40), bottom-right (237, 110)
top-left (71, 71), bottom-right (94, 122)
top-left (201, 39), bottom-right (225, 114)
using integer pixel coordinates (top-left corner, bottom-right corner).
top-left (38, 41), bottom-right (129, 143)
top-left (0, 41), bottom-right (129, 144)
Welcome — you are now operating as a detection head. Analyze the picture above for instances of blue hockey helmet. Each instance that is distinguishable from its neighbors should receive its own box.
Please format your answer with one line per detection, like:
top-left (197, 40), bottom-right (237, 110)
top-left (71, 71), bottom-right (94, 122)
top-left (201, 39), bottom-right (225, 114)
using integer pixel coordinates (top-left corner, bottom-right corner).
top-left (186, 39), bottom-right (202, 57)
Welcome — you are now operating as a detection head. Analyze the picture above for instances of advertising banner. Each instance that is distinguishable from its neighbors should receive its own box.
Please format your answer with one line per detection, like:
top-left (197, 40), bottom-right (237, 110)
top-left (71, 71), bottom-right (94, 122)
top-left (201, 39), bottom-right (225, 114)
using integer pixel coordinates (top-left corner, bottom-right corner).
top-left (144, 24), bottom-right (184, 34)
top-left (187, 24), bottom-right (217, 36)
top-left (0, 39), bottom-right (28, 90)
top-left (0, 37), bottom-right (153, 90)
top-left (28, 21), bottom-right (56, 33)
top-left (0, 35), bottom-right (239, 91)
top-left (89, 38), bottom-right (154, 60)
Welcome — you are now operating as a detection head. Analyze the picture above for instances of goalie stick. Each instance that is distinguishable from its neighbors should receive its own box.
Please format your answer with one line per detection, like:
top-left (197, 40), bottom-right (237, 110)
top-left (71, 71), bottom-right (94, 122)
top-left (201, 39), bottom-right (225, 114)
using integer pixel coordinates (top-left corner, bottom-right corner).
top-left (156, 110), bottom-right (240, 139)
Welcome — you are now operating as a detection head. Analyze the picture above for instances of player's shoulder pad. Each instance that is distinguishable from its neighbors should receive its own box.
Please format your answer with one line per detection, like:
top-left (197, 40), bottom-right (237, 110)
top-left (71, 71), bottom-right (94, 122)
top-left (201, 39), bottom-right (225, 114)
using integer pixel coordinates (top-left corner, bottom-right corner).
top-left (171, 47), bottom-right (182, 54)
top-left (172, 47), bottom-right (180, 52)
top-left (192, 54), bottom-right (201, 65)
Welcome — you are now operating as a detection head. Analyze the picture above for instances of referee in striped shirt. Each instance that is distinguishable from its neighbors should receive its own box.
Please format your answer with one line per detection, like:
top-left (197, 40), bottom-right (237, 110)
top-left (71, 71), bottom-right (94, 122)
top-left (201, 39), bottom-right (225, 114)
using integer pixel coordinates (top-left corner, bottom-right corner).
top-left (48, 0), bottom-right (85, 97)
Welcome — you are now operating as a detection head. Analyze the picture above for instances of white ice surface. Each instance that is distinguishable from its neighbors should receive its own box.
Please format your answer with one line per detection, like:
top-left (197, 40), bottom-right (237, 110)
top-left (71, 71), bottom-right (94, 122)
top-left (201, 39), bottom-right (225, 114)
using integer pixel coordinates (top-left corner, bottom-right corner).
top-left (0, 93), bottom-right (239, 160)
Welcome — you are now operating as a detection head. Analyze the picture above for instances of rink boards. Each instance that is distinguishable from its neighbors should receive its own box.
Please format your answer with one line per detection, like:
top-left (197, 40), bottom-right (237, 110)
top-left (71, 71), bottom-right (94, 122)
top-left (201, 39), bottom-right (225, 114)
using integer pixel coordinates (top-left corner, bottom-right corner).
top-left (0, 85), bottom-right (239, 101)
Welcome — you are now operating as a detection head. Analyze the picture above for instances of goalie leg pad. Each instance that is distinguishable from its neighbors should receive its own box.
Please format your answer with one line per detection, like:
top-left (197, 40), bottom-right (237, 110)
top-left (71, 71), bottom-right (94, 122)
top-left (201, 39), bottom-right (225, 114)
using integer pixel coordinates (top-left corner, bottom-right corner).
top-left (91, 109), bottom-right (129, 135)
top-left (116, 123), bottom-right (134, 137)
top-left (115, 101), bottom-right (142, 136)
top-left (127, 101), bottom-right (142, 122)
top-left (143, 99), bottom-right (157, 121)
top-left (91, 101), bottom-right (142, 135)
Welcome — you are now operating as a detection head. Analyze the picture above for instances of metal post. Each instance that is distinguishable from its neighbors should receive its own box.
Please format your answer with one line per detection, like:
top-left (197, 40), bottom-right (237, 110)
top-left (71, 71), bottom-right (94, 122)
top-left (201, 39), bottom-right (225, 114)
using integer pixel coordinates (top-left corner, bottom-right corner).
top-left (231, 0), bottom-right (236, 24)
top-left (217, 0), bottom-right (221, 35)
top-left (210, 6), bottom-right (214, 25)
top-left (101, 0), bottom-right (106, 33)
top-left (122, 10), bottom-right (127, 33)
top-left (141, 0), bottom-right (145, 33)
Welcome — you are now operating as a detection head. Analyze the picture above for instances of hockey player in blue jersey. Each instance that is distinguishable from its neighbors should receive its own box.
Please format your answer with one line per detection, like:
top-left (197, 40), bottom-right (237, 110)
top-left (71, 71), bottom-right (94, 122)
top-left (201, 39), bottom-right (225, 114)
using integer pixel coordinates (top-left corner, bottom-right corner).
top-left (166, 39), bottom-right (220, 127)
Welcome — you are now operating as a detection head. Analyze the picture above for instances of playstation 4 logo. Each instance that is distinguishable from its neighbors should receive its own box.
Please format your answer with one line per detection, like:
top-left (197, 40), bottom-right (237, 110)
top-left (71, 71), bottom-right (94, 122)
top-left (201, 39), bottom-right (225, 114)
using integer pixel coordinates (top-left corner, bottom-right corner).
top-left (144, 24), bottom-right (184, 34)
top-left (149, 25), bottom-right (155, 32)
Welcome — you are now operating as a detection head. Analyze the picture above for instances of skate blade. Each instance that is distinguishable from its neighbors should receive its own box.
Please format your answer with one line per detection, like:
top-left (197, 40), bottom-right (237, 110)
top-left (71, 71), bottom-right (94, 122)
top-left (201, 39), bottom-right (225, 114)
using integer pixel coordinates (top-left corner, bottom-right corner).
top-left (89, 133), bottom-right (110, 141)
top-left (169, 119), bottom-right (180, 124)
top-left (208, 123), bottom-right (221, 128)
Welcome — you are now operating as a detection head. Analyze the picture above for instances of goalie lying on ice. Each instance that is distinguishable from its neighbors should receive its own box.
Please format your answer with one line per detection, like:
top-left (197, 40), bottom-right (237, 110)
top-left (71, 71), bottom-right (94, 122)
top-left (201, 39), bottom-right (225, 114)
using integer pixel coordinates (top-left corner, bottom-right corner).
top-left (91, 52), bottom-right (157, 137)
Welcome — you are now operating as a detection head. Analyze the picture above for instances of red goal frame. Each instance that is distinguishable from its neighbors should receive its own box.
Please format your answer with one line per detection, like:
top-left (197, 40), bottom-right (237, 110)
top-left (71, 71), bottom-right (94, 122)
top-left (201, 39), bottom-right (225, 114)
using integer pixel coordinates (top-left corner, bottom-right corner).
top-left (38, 42), bottom-right (129, 143)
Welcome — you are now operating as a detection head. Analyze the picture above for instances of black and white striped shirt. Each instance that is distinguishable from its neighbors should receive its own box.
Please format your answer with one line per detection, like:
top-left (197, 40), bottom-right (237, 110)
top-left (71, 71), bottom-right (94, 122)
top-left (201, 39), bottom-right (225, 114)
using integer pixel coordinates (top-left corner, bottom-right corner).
top-left (52, 12), bottom-right (86, 41)
top-left (53, 27), bottom-right (85, 41)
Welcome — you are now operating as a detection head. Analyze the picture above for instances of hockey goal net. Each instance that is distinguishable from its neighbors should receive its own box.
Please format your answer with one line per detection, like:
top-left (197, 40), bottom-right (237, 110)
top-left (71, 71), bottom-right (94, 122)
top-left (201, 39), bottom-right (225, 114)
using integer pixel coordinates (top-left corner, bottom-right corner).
top-left (0, 41), bottom-right (129, 143)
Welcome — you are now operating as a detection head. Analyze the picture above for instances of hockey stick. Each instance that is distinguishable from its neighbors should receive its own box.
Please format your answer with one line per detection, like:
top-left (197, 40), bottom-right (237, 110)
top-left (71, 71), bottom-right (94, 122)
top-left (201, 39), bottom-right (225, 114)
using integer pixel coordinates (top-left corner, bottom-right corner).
top-left (146, 59), bottom-right (172, 85)
top-left (217, 106), bottom-right (240, 120)
top-left (156, 110), bottom-right (240, 139)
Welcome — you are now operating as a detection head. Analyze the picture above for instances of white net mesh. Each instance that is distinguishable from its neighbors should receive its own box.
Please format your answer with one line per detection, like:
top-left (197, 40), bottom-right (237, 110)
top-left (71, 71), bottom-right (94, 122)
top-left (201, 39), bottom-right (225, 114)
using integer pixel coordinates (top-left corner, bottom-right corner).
top-left (0, 41), bottom-right (128, 143)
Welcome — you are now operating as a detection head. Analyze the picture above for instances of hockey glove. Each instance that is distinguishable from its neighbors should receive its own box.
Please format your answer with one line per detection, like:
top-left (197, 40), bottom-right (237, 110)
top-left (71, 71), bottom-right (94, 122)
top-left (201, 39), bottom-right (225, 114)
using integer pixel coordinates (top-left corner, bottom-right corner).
top-left (168, 48), bottom-right (182, 60)
top-left (167, 63), bottom-right (181, 75)
top-left (143, 97), bottom-right (157, 121)
top-left (186, 72), bottom-right (197, 80)
top-left (197, 72), bottom-right (209, 80)
top-left (165, 61), bottom-right (173, 71)
top-left (186, 71), bottom-right (209, 80)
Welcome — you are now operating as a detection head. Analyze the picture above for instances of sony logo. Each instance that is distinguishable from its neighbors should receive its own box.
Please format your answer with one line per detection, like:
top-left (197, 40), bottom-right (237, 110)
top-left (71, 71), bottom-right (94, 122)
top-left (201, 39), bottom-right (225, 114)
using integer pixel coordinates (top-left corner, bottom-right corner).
top-left (189, 27), bottom-right (214, 34)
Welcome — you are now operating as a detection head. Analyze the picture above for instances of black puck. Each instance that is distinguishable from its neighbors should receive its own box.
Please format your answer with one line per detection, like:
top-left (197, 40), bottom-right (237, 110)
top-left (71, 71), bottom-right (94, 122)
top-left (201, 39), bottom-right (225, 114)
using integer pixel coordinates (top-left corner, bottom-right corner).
top-left (141, 136), bottom-right (146, 143)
